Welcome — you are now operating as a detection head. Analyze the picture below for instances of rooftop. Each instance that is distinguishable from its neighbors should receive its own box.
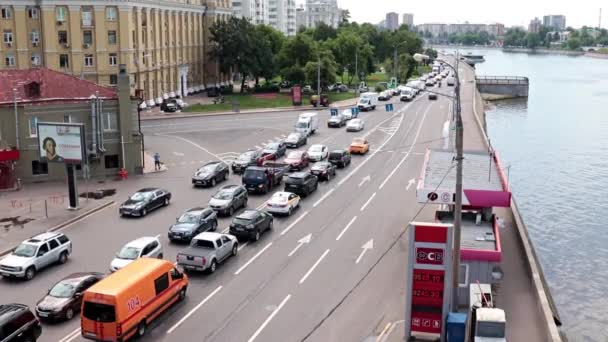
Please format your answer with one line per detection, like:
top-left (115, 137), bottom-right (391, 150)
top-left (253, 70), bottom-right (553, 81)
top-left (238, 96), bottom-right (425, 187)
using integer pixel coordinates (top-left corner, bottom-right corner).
top-left (436, 211), bottom-right (499, 253)
top-left (0, 68), bottom-right (116, 106)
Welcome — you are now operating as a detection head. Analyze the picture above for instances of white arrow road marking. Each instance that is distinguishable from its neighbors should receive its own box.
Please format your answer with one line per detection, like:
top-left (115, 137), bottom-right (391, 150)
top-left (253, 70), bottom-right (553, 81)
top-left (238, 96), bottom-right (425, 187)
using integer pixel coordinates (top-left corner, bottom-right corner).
top-left (356, 239), bottom-right (374, 264)
top-left (167, 286), bottom-right (223, 334)
top-left (406, 178), bottom-right (416, 191)
top-left (358, 175), bottom-right (371, 187)
top-left (247, 294), bottom-right (292, 342)
top-left (173, 152), bottom-right (185, 157)
top-left (288, 233), bottom-right (312, 257)
top-left (299, 249), bottom-right (330, 284)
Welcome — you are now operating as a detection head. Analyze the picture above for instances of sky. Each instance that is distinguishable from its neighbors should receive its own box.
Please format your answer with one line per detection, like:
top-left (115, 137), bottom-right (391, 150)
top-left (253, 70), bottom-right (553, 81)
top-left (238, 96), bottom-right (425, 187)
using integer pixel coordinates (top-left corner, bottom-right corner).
top-left (297, 0), bottom-right (605, 28)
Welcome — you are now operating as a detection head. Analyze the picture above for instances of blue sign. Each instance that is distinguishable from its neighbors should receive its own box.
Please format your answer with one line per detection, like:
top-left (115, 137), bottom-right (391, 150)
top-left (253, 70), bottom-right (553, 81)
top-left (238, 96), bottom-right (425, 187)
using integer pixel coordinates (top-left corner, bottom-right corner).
top-left (351, 107), bottom-right (359, 118)
top-left (330, 108), bottom-right (339, 117)
top-left (385, 103), bottom-right (394, 112)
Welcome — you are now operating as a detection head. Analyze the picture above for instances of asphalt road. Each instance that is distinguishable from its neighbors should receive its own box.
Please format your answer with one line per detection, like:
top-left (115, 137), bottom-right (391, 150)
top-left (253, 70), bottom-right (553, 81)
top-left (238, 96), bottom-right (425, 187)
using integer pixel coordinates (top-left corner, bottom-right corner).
top-left (0, 87), bottom-right (456, 342)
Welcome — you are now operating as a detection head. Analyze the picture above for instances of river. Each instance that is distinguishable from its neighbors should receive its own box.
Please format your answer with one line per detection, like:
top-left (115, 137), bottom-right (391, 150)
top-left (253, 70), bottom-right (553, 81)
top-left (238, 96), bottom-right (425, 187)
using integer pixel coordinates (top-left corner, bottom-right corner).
top-left (455, 48), bottom-right (608, 341)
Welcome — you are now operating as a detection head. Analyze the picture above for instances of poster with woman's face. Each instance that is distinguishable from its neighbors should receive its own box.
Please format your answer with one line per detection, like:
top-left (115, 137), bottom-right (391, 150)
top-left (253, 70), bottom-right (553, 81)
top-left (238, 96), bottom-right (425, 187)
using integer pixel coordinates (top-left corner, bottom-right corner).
top-left (37, 123), bottom-right (84, 163)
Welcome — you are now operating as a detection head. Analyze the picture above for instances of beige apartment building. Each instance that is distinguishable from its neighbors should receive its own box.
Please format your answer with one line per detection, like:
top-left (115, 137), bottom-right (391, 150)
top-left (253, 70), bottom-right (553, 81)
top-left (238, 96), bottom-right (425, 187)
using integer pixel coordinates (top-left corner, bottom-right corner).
top-left (0, 0), bottom-right (232, 108)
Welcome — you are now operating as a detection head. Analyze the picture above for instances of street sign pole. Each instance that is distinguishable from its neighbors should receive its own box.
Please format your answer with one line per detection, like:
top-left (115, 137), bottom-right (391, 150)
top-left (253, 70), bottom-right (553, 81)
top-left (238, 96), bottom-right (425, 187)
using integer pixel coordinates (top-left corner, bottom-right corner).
top-left (66, 163), bottom-right (79, 209)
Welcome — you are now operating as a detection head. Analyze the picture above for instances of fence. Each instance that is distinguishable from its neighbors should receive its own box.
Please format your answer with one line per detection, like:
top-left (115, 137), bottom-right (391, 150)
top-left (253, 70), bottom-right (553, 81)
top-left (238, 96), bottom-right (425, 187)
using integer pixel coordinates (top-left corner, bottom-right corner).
top-left (476, 76), bottom-right (529, 85)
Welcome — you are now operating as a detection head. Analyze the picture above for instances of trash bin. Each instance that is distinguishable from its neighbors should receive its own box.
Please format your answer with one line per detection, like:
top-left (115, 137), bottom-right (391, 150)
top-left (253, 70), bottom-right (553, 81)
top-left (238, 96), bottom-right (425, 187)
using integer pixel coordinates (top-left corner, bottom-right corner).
top-left (232, 100), bottom-right (240, 113)
top-left (446, 312), bottom-right (467, 342)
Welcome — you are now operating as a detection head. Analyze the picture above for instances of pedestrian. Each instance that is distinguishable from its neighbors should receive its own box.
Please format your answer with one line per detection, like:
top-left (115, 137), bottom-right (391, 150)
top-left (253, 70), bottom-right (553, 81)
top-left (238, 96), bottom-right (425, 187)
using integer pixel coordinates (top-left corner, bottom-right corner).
top-left (154, 152), bottom-right (161, 171)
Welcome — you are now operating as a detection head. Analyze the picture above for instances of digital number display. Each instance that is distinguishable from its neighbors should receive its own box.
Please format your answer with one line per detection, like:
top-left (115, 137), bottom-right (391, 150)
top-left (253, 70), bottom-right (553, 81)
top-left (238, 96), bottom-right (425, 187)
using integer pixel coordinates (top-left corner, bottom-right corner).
top-left (412, 289), bottom-right (443, 298)
top-left (413, 272), bottom-right (444, 283)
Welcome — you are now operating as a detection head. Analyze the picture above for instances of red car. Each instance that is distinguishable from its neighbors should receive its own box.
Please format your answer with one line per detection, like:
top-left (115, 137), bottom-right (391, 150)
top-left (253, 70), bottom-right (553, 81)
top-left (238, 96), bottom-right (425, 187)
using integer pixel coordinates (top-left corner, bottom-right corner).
top-left (284, 151), bottom-right (310, 171)
top-left (256, 151), bottom-right (276, 166)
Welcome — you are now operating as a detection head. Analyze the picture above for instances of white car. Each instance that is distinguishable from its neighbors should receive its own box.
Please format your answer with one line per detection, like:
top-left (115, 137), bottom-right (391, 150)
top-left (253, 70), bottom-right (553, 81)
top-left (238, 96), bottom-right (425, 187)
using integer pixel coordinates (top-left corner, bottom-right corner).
top-left (307, 144), bottom-right (329, 161)
top-left (447, 77), bottom-right (456, 86)
top-left (110, 236), bottom-right (163, 272)
top-left (346, 118), bottom-right (365, 132)
top-left (266, 191), bottom-right (301, 216)
top-left (341, 109), bottom-right (353, 120)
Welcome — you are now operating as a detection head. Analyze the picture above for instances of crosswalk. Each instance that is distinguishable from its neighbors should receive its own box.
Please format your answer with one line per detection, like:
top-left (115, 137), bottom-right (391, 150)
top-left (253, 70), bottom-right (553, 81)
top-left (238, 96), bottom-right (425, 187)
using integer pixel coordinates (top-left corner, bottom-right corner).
top-left (377, 117), bottom-right (402, 135)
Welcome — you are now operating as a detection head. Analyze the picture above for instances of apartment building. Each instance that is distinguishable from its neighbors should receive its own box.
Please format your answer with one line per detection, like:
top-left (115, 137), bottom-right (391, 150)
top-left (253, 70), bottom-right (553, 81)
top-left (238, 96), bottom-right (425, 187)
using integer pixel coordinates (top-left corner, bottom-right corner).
top-left (385, 12), bottom-right (399, 31)
top-left (402, 13), bottom-right (414, 28)
top-left (0, 1), bottom-right (232, 109)
top-left (417, 22), bottom-right (505, 37)
top-left (300, 0), bottom-right (343, 29)
top-left (543, 15), bottom-right (566, 30)
top-left (234, 0), bottom-right (296, 36)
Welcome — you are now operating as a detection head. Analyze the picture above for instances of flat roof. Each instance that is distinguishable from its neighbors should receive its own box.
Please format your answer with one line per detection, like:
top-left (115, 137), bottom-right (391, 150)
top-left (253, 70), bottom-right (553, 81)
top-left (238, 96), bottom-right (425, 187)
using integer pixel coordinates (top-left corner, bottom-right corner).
top-left (436, 211), bottom-right (499, 252)
top-left (86, 258), bottom-right (168, 297)
top-left (424, 149), bottom-right (503, 191)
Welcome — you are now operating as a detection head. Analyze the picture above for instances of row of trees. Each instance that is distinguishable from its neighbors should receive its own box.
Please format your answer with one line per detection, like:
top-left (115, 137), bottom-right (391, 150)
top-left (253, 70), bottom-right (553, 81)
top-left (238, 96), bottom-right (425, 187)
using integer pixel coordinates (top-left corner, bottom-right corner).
top-left (208, 18), bottom-right (424, 92)
top-left (448, 32), bottom-right (495, 46)
top-left (504, 26), bottom-right (608, 50)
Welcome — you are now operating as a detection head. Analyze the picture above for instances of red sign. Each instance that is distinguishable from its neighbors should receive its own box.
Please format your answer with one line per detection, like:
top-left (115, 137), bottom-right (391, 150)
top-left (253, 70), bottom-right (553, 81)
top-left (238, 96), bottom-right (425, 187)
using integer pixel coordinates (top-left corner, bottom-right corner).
top-left (414, 225), bottom-right (448, 243)
top-left (292, 85), bottom-right (302, 105)
top-left (413, 269), bottom-right (445, 287)
top-left (411, 312), bottom-right (442, 334)
top-left (415, 247), bottom-right (445, 265)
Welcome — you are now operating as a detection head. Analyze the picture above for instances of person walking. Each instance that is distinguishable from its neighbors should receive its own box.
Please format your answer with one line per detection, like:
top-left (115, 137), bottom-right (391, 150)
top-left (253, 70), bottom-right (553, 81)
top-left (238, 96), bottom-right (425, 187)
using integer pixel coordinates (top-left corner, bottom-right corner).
top-left (154, 152), bottom-right (161, 171)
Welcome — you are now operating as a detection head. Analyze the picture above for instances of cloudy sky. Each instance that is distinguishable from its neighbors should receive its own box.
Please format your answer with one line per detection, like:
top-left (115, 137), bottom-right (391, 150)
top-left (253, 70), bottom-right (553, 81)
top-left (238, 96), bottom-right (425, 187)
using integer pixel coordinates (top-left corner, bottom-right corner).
top-left (297, 0), bottom-right (605, 28)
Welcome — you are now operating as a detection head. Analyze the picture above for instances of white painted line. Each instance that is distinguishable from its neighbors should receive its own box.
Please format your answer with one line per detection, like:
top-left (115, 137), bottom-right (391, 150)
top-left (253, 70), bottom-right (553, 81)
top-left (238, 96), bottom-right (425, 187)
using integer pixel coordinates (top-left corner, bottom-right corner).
top-left (378, 153), bottom-right (409, 190)
top-left (57, 328), bottom-right (81, 342)
top-left (360, 192), bottom-right (377, 212)
top-left (312, 188), bottom-right (334, 207)
top-left (255, 145), bottom-right (261, 149)
top-left (234, 242), bottom-right (273, 275)
top-left (280, 211), bottom-right (309, 236)
top-left (156, 134), bottom-right (225, 162)
top-left (299, 249), bottom-right (330, 284)
top-left (221, 227), bottom-right (229, 233)
top-left (336, 216), bottom-right (358, 241)
top-left (247, 294), bottom-right (292, 342)
top-left (238, 241), bottom-right (249, 251)
top-left (166, 286), bottom-right (223, 334)
top-left (173, 151), bottom-right (185, 157)
top-left (56, 203), bottom-right (116, 234)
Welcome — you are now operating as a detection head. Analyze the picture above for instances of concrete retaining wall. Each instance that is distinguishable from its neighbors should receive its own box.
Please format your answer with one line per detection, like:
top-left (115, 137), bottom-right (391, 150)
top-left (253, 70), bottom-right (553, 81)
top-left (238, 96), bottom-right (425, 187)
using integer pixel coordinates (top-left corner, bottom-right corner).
top-left (477, 84), bottom-right (529, 98)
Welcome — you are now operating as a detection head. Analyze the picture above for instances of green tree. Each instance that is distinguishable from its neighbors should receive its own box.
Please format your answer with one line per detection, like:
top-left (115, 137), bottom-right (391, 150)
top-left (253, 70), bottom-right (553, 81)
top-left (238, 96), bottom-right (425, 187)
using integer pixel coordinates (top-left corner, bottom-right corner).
top-left (303, 49), bottom-right (338, 91)
top-left (327, 31), bottom-right (373, 85)
top-left (312, 22), bottom-right (338, 41)
top-left (277, 33), bottom-right (317, 71)
top-left (424, 48), bottom-right (438, 59)
top-left (281, 66), bottom-right (306, 85)
top-left (252, 25), bottom-right (285, 83)
top-left (526, 33), bottom-right (541, 48)
top-left (503, 28), bottom-right (527, 47)
top-left (566, 37), bottom-right (582, 50)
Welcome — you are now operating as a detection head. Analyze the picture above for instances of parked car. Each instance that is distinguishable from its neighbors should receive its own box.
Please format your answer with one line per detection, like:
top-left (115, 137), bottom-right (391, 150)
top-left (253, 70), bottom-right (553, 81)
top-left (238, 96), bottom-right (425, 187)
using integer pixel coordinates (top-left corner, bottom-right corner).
top-left (284, 151), bottom-right (310, 171)
top-left (328, 149), bottom-right (352, 168)
top-left (302, 85), bottom-right (313, 94)
top-left (328, 83), bottom-right (348, 92)
top-left (266, 191), bottom-right (301, 216)
top-left (307, 144), bottom-right (329, 162)
top-left (168, 207), bottom-right (218, 242)
top-left (349, 137), bottom-right (370, 154)
top-left (284, 132), bottom-right (307, 148)
top-left (160, 98), bottom-right (185, 112)
top-left (328, 114), bottom-right (347, 128)
top-left (110, 236), bottom-right (163, 272)
top-left (0, 232), bottom-right (72, 281)
top-left (400, 89), bottom-right (415, 102)
top-left (346, 118), bottom-right (365, 132)
top-left (447, 77), bottom-right (456, 86)
top-left (262, 141), bottom-right (287, 159)
top-left (119, 188), bottom-right (171, 217)
top-left (208, 185), bottom-right (248, 216)
top-left (0, 304), bottom-right (41, 341)
top-left (378, 90), bottom-right (392, 101)
top-left (229, 209), bottom-right (274, 241)
top-left (284, 172), bottom-right (319, 197)
top-left (176, 232), bottom-right (238, 274)
top-left (35, 272), bottom-right (104, 322)
top-left (341, 108), bottom-right (355, 120)
top-left (425, 79), bottom-right (436, 87)
top-left (428, 93), bottom-right (438, 100)
top-left (310, 161), bottom-right (337, 181)
top-left (232, 149), bottom-right (263, 174)
top-left (192, 161), bottom-right (230, 187)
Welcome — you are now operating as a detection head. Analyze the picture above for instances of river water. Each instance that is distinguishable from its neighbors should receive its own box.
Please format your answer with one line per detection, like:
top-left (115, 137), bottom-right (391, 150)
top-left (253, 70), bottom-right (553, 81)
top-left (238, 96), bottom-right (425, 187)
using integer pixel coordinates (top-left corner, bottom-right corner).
top-left (457, 48), bottom-right (608, 341)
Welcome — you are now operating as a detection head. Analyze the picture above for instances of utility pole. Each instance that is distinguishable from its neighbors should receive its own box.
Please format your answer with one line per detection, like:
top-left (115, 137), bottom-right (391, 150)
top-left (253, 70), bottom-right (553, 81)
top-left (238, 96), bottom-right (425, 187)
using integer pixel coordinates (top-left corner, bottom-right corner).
top-left (393, 47), bottom-right (397, 81)
top-left (355, 50), bottom-right (359, 97)
top-left (317, 54), bottom-right (321, 98)
top-left (451, 51), bottom-right (464, 312)
top-left (13, 88), bottom-right (20, 149)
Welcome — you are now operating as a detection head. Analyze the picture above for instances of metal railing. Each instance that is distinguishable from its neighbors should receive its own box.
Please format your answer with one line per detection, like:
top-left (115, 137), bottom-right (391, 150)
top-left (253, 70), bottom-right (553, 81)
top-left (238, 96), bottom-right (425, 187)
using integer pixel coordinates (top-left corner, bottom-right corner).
top-left (476, 76), bottom-right (529, 85)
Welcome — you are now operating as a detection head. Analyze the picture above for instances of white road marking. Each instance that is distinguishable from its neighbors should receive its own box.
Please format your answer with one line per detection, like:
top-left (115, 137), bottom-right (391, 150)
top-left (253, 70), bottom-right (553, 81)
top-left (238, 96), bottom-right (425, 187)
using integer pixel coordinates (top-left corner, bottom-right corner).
top-left (280, 211), bottom-right (309, 235)
top-left (358, 175), bottom-right (371, 187)
top-left (166, 286), bottom-right (223, 334)
top-left (255, 145), bottom-right (261, 149)
top-left (312, 188), bottom-right (334, 207)
top-left (288, 233), bottom-right (312, 257)
top-left (173, 151), bottom-right (185, 157)
top-left (299, 249), bottom-right (330, 284)
top-left (356, 239), bottom-right (374, 264)
top-left (406, 178), bottom-right (416, 191)
top-left (360, 192), bottom-right (377, 211)
top-left (336, 216), bottom-right (358, 241)
top-left (247, 294), bottom-right (292, 342)
top-left (55, 203), bottom-right (116, 235)
top-left (234, 242), bottom-right (273, 275)
top-left (156, 134), bottom-right (226, 162)
top-left (57, 328), bottom-right (81, 342)
top-left (238, 242), bottom-right (249, 251)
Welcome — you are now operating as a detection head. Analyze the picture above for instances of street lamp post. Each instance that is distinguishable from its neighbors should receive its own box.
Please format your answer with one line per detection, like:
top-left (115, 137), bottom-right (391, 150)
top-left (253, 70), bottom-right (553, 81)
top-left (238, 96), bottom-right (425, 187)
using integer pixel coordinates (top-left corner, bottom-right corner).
top-left (317, 54), bottom-right (321, 98)
top-left (414, 53), bottom-right (463, 312)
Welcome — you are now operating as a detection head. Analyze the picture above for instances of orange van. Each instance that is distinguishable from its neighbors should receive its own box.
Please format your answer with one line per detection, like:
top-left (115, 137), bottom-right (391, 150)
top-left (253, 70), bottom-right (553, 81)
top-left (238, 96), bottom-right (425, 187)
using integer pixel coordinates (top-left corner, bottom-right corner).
top-left (80, 258), bottom-right (188, 341)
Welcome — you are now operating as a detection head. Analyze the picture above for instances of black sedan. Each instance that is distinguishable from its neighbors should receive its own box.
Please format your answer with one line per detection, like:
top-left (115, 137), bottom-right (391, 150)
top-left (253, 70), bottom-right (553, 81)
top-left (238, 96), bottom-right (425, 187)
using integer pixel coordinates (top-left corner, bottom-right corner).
top-left (310, 161), bottom-right (337, 181)
top-left (192, 161), bottom-right (230, 187)
top-left (229, 209), bottom-right (274, 242)
top-left (168, 207), bottom-right (218, 242)
top-left (35, 272), bottom-right (104, 321)
top-left (428, 93), bottom-right (438, 100)
top-left (327, 115), bottom-right (347, 128)
top-left (262, 142), bottom-right (287, 159)
top-left (119, 188), bottom-right (171, 217)
top-left (284, 132), bottom-right (307, 148)
top-left (232, 150), bottom-right (263, 174)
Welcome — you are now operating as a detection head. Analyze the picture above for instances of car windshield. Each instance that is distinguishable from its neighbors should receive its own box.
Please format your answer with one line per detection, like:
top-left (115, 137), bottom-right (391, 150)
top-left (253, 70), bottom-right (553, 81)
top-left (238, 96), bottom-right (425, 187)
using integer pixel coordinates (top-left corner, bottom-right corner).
top-left (233, 217), bottom-right (253, 225)
top-left (309, 145), bottom-right (323, 152)
top-left (13, 243), bottom-right (37, 257)
top-left (296, 121), bottom-right (308, 128)
top-left (192, 239), bottom-right (215, 248)
top-left (353, 138), bottom-right (365, 144)
top-left (130, 192), bottom-right (151, 201)
top-left (244, 169), bottom-right (266, 180)
top-left (287, 152), bottom-right (303, 159)
top-left (49, 281), bottom-right (76, 298)
top-left (271, 194), bottom-right (289, 203)
top-left (350, 120), bottom-right (360, 125)
top-left (178, 213), bottom-right (200, 223)
top-left (266, 143), bottom-right (279, 150)
top-left (238, 152), bottom-right (255, 161)
top-left (213, 190), bottom-right (233, 200)
top-left (312, 163), bottom-right (328, 170)
top-left (116, 246), bottom-right (141, 260)
top-left (199, 164), bottom-right (217, 173)
top-left (287, 134), bottom-right (300, 140)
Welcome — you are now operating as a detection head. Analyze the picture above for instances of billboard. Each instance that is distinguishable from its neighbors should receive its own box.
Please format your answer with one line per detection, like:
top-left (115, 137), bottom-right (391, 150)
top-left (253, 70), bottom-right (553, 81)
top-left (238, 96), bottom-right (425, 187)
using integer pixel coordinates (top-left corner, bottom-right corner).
top-left (37, 122), bottom-right (85, 163)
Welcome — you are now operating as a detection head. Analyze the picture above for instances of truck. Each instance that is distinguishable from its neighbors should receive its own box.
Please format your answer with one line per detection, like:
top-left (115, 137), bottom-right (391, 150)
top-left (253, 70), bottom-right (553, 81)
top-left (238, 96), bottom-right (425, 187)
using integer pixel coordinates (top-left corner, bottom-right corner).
top-left (357, 92), bottom-right (379, 111)
top-left (465, 283), bottom-right (507, 342)
top-left (242, 162), bottom-right (289, 194)
top-left (176, 232), bottom-right (238, 274)
top-left (295, 112), bottom-right (319, 136)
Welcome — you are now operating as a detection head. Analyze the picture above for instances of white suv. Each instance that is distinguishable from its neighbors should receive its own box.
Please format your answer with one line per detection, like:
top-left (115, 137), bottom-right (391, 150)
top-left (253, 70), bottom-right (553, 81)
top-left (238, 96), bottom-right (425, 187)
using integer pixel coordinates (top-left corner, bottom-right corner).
top-left (0, 232), bottom-right (72, 281)
top-left (110, 236), bottom-right (163, 272)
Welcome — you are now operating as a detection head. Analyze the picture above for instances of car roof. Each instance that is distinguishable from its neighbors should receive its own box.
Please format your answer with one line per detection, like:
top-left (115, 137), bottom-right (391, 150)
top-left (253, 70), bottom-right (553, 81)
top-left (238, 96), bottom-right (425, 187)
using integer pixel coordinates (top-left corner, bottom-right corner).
top-left (193, 232), bottom-right (224, 241)
top-left (0, 303), bottom-right (29, 324)
top-left (312, 161), bottom-right (331, 167)
top-left (219, 184), bottom-right (241, 192)
top-left (236, 209), bottom-right (261, 219)
top-left (27, 232), bottom-right (62, 244)
top-left (271, 191), bottom-right (294, 199)
top-left (137, 187), bottom-right (160, 193)
top-left (309, 144), bottom-right (325, 148)
top-left (289, 172), bottom-right (309, 178)
top-left (124, 236), bottom-right (159, 248)
top-left (203, 161), bottom-right (221, 166)
top-left (58, 272), bottom-right (103, 285)
top-left (287, 150), bottom-right (304, 155)
top-left (185, 207), bottom-right (207, 214)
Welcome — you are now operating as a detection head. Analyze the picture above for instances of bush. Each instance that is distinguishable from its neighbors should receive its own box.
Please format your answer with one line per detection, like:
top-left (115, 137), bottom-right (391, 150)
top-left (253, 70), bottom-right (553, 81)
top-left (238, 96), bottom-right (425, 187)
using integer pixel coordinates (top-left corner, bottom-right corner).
top-left (375, 85), bottom-right (385, 92)
top-left (221, 84), bottom-right (234, 94)
top-left (253, 84), bottom-right (280, 93)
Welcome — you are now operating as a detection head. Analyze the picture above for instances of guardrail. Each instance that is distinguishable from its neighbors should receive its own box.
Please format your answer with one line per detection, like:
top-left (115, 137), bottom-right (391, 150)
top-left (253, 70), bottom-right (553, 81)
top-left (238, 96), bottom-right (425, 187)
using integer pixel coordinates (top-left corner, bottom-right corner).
top-left (476, 76), bottom-right (529, 85)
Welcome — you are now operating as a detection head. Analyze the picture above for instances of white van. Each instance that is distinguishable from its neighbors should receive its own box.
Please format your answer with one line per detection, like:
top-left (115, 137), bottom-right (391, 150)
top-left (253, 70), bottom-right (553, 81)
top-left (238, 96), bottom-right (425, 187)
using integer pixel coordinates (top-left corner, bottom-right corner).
top-left (295, 112), bottom-right (319, 136)
top-left (357, 92), bottom-right (379, 111)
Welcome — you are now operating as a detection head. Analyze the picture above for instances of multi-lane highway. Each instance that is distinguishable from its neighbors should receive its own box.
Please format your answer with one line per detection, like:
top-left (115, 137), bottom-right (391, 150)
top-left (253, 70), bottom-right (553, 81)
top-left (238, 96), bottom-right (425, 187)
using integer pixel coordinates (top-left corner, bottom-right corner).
top-left (0, 85), bottom-right (457, 342)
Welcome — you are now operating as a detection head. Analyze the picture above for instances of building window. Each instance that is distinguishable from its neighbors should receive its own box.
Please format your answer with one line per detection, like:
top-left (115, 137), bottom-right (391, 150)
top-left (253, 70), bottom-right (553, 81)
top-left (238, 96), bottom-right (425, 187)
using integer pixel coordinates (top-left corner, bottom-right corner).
top-left (84, 54), bottom-right (94, 66)
top-left (83, 30), bottom-right (93, 45)
top-left (63, 114), bottom-right (72, 123)
top-left (30, 31), bottom-right (40, 45)
top-left (108, 30), bottom-right (117, 44)
top-left (458, 264), bottom-right (470, 288)
top-left (108, 53), bottom-right (117, 66)
top-left (5, 55), bottom-right (15, 67)
top-left (81, 7), bottom-right (93, 26)
top-left (28, 117), bottom-right (38, 137)
top-left (28, 7), bottom-right (39, 19)
top-left (104, 155), bottom-right (119, 169)
top-left (31, 54), bottom-right (40, 66)
top-left (58, 30), bottom-right (68, 44)
top-left (1, 7), bottom-right (12, 19)
top-left (59, 54), bottom-right (69, 68)
top-left (32, 161), bottom-right (48, 175)
top-left (102, 112), bottom-right (118, 131)
top-left (106, 7), bottom-right (117, 21)
top-left (3, 30), bottom-right (13, 44)
top-left (109, 74), bottom-right (118, 85)
top-left (56, 7), bottom-right (67, 22)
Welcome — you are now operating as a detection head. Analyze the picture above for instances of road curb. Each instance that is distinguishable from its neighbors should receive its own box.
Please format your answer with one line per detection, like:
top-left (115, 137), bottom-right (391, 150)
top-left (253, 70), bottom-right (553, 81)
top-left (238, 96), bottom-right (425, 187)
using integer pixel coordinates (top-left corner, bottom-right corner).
top-left (0, 200), bottom-right (115, 257)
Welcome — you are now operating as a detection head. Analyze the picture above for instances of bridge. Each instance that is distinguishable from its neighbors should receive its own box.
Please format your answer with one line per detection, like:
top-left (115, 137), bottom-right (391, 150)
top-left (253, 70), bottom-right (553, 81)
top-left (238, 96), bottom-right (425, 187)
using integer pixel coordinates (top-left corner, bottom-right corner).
top-left (476, 76), bottom-right (529, 100)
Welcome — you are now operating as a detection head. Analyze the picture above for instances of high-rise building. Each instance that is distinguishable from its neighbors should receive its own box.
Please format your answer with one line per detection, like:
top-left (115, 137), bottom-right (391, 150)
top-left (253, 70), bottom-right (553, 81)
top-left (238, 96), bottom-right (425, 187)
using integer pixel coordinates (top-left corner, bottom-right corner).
top-left (0, 1), bottom-right (232, 108)
top-left (402, 13), bottom-right (414, 28)
top-left (232, 0), bottom-right (256, 19)
top-left (235, 0), bottom-right (296, 35)
top-left (386, 12), bottom-right (399, 30)
top-left (417, 22), bottom-right (505, 38)
top-left (528, 17), bottom-right (542, 33)
top-left (416, 23), bottom-right (448, 37)
top-left (487, 23), bottom-right (505, 37)
top-left (296, 6), bottom-right (307, 30)
top-left (301, 0), bottom-right (343, 29)
top-left (543, 15), bottom-right (566, 30)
